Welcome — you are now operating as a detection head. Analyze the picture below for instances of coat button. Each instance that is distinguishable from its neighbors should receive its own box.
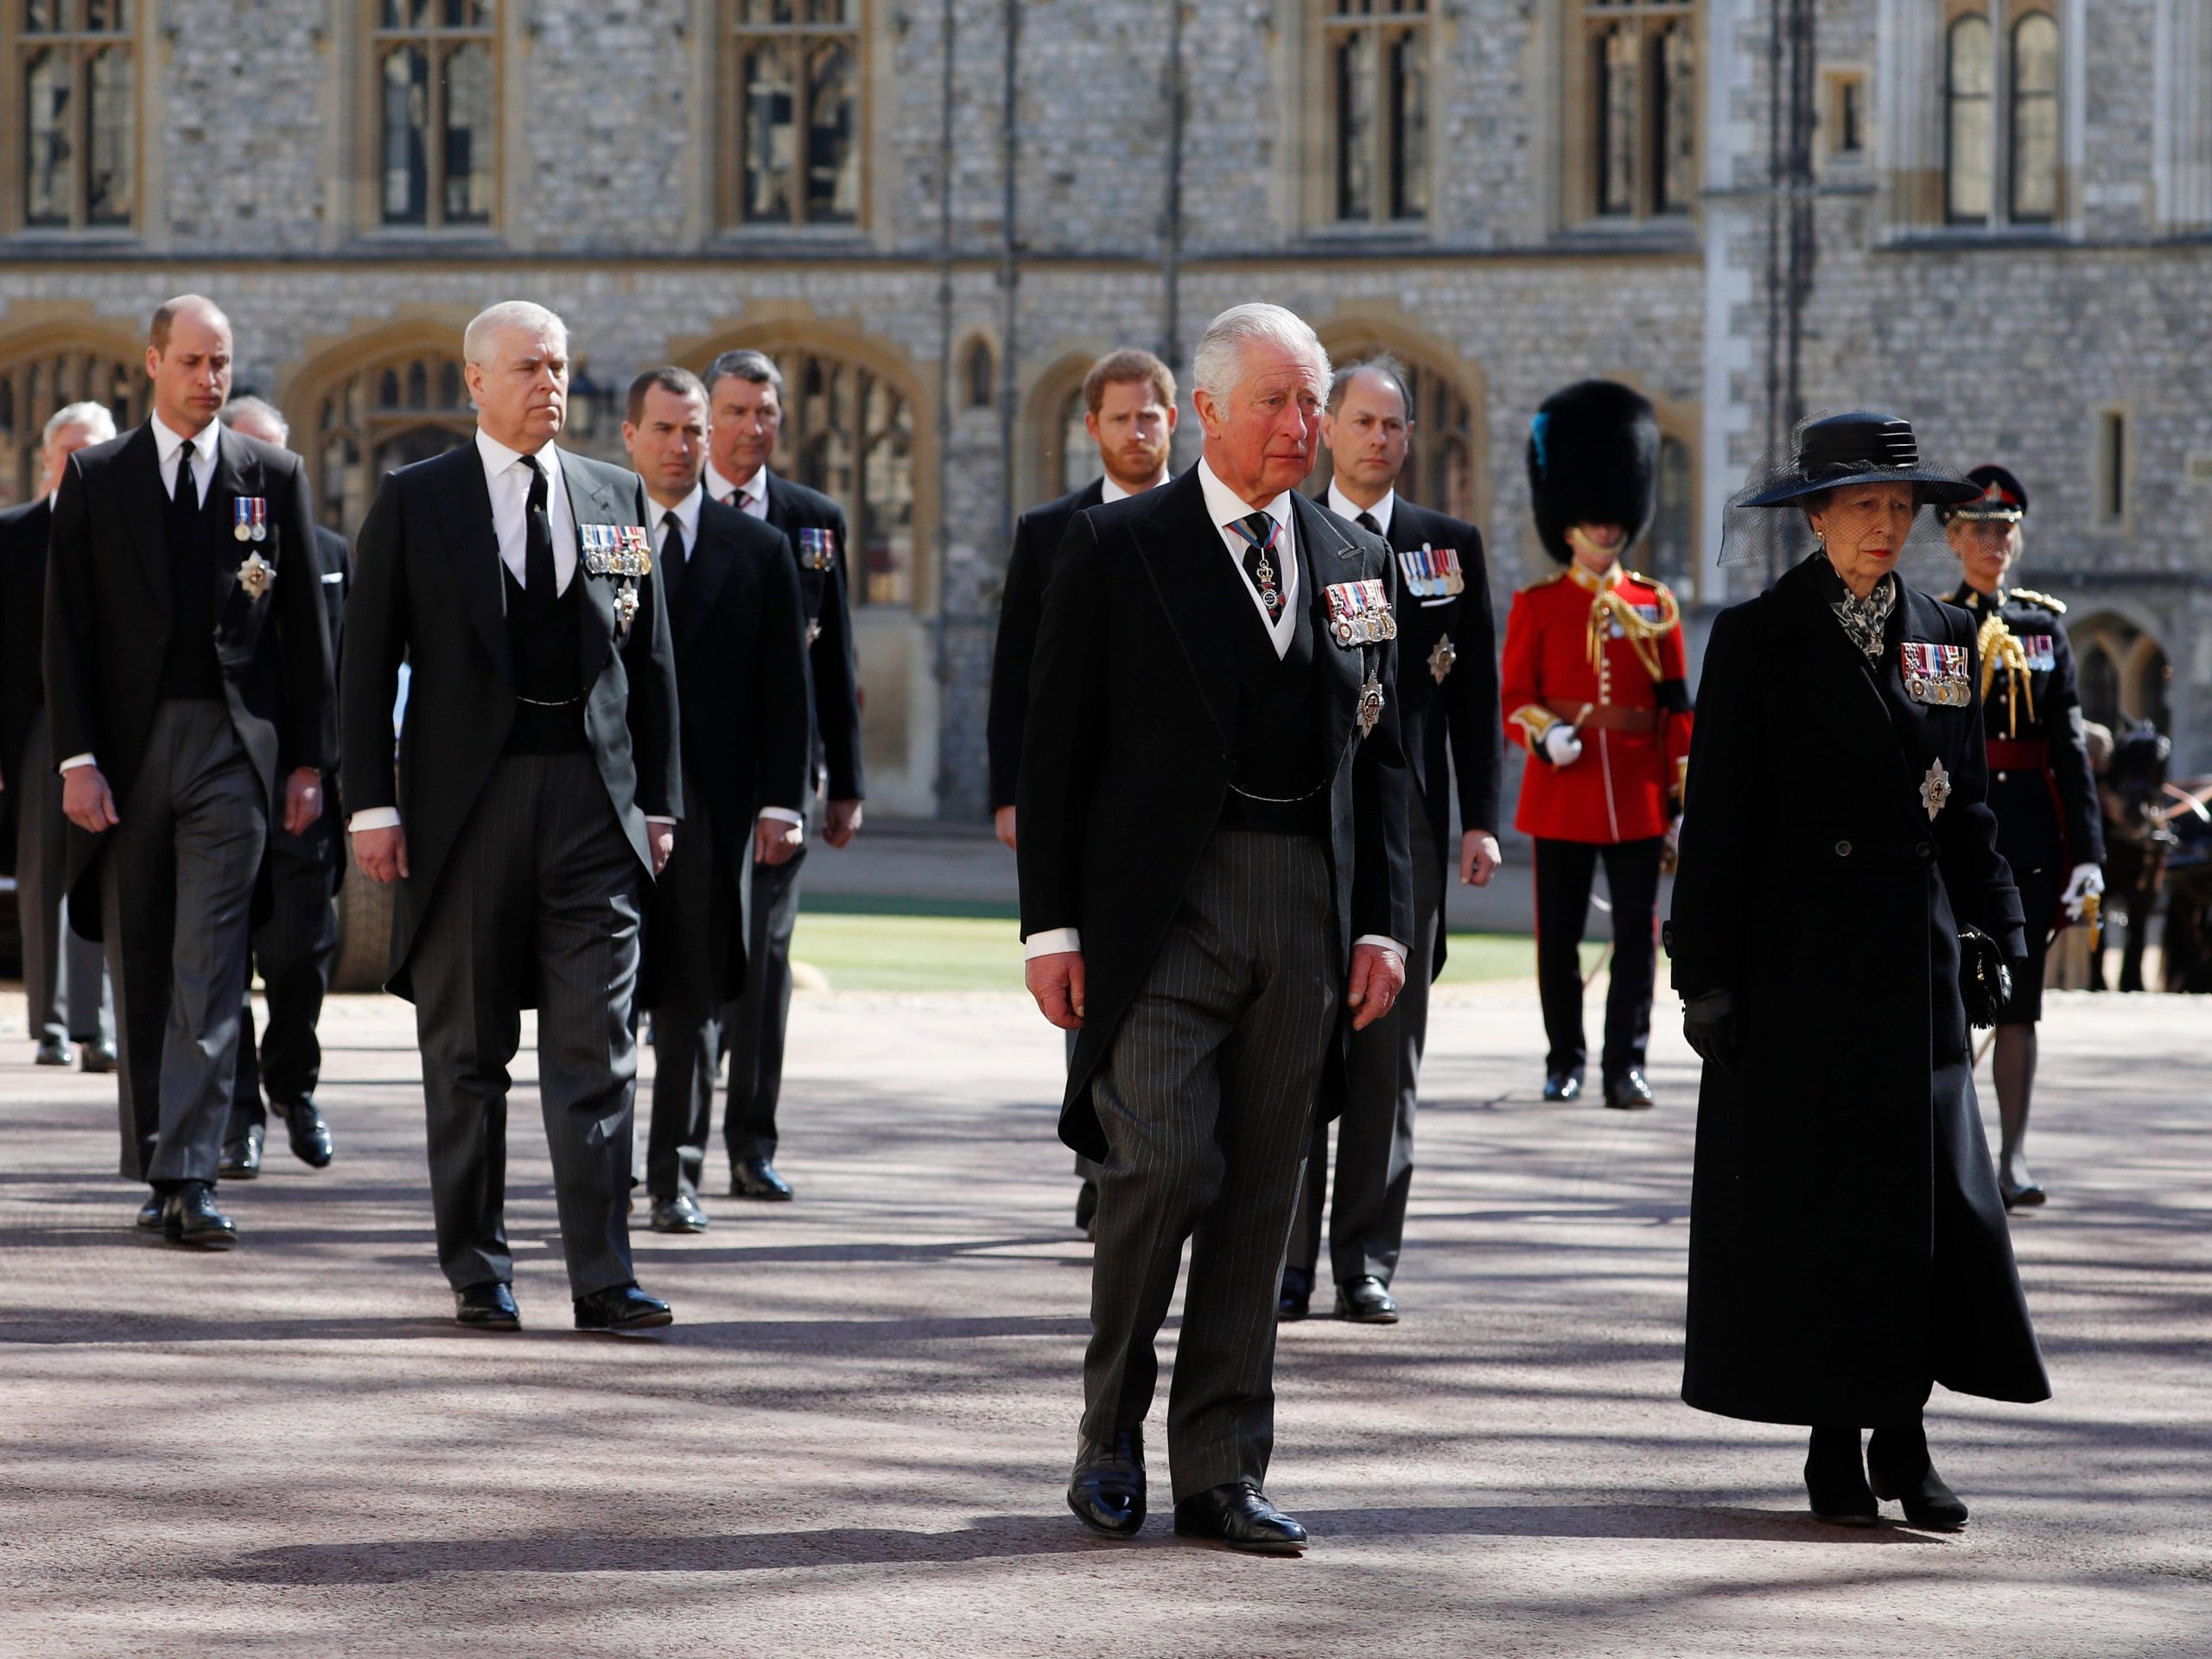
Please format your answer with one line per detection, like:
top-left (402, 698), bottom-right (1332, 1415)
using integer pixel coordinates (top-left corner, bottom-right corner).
top-left (1916, 842), bottom-right (1932, 858)
top-left (1834, 840), bottom-right (1852, 857)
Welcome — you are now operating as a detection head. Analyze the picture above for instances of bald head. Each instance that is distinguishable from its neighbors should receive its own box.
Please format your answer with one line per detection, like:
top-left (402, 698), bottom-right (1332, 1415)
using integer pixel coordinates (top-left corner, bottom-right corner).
top-left (145, 294), bottom-right (233, 441)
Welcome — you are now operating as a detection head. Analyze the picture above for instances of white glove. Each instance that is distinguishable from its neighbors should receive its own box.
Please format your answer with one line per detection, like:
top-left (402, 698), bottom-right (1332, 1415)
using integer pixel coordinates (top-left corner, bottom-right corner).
top-left (1541, 724), bottom-right (1584, 767)
top-left (2060, 861), bottom-right (2104, 920)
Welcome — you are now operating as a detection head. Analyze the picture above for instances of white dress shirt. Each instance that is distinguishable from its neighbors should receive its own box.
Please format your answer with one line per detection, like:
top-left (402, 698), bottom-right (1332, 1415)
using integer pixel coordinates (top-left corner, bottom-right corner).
top-left (58, 416), bottom-right (221, 776)
top-left (1327, 481), bottom-right (1395, 541)
top-left (351, 429), bottom-right (675, 833)
top-left (705, 461), bottom-right (771, 520)
top-left (1097, 467), bottom-right (1169, 505)
top-left (657, 480), bottom-right (804, 832)
top-left (1024, 455), bottom-right (1404, 967)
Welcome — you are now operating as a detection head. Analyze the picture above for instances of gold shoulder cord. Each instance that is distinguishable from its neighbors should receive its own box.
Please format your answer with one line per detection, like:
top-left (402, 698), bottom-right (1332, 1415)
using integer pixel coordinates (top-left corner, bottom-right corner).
top-left (1975, 610), bottom-right (2035, 737)
top-left (1586, 577), bottom-right (1681, 682)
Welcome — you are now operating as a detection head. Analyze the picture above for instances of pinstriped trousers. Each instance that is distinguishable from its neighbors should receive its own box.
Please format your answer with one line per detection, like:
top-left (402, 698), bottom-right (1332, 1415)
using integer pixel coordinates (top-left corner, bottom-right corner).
top-left (406, 753), bottom-right (644, 1298)
top-left (1083, 827), bottom-right (1340, 1501)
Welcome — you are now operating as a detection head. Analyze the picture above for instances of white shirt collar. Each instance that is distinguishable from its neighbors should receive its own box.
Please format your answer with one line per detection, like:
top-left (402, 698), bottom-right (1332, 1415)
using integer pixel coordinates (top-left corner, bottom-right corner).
top-left (1099, 467), bottom-right (1169, 505)
top-left (1198, 454), bottom-right (1299, 657)
top-left (475, 425), bottom-right (560, 490)
top-left (152, 413), bottom-right (218, 467)
top-left (1327, 481), bottom-right (1395, 538)
top-left (1197, 454), bottom-right (1294, 539)
top-left (652, 480), bottom-right (704, 548)
top-left (706, 461), bottom-right (771, 515)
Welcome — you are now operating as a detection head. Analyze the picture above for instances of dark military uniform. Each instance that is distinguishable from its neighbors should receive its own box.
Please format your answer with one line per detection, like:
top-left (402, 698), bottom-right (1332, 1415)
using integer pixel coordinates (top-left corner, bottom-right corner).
top-left (1943, 582), bottom-right (2103, 1020)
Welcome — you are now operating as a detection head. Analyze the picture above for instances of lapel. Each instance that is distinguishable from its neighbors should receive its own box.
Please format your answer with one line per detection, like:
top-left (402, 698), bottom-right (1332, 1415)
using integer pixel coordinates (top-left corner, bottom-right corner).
top-left (1884, 582), bottom-right (1953, 769)
top-left (208, 426), bottom-right (260, 607)
top-left (1294, 491), bottom-right (1367, 772)
top-left (1128, 469), bottom-right (1244, 748)
top-left (763, 473), bottom-right (791, 537)
top-left (432, 442), bottom-right (512, 684)
top-left (120, 423), bottom-right (169, 608)
top-left (1773, 556), bottom-right (1921, 826)
top-left (561, 451), bottom-right (621, 688)
top-left (678, 498), bottom-right (741, 656)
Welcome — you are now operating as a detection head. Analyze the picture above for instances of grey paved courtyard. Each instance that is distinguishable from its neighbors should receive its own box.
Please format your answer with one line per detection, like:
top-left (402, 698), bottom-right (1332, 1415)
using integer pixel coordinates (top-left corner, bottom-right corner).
top-left (1, 976), bottom-right (2206, 1656)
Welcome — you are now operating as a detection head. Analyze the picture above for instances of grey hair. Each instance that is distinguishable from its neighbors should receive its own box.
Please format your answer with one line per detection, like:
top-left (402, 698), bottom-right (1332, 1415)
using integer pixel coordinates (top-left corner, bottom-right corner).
top-left (1327, 353), bottom-right (1414, 419)
top-left (219, 394), bottom-right (289, 442)
top-left (703, 348), bottom-right (785, 399)
top-left (463, 300), bottom-right (568, 366)
top-left (1192, 303), bottom-right (1331, 407)
top-left (42, 400), bottom-right (117, 448)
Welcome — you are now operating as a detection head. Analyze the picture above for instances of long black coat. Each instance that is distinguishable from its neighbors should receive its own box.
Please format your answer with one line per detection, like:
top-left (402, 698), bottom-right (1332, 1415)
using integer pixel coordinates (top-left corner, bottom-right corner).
top-left (0, 495), bottom-right (54, 871)
top-left (762, 474), bottom-right (865, 804)
top-left (1666, 554), bottom-right (2049, 1427)
top-left (638, 494), bottom-right (810, 1008)
top-left (46, 423), bottom-right (337, 920)
top-left (339, 442), bottom-right (680, 1001)
top-left (1017, 470), bottom-right (1414, 1160)
top-left (986, 476), bottom-right (1104, 811)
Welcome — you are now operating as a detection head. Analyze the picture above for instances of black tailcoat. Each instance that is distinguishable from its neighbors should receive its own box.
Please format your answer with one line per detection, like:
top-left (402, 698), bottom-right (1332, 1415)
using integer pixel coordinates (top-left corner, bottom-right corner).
top-left (986, 476), bottom-right (1105, 810)
top-left (339, 443), bottom-right (680, 1001)
top-left (1016, 469), bottom-right (1414, 1160)
top-left (44, 423), bottom-right (337, 917)
top-left (0, 496), bottom-right (54, 869)
top-left (1667, 555), bottom-right (2047, 1427)
top-left (638, 493), bottom-right (810, 1008)
top-left (763, 474), bottom-right (866, 803)
top-left (1327, 493), bottom-right (1503, 978)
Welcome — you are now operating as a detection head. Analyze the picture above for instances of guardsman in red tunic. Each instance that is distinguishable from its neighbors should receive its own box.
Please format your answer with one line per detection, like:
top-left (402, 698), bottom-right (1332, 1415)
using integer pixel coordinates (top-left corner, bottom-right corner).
top-left (1502, 381), bottom-right (1692, 1109)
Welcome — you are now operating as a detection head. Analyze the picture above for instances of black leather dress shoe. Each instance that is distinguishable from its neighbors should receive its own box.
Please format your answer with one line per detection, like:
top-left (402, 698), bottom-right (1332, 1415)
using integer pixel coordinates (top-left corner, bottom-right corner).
top-left (2000, 1176), bottom-right (2047, 1211)
top-left (79, 1039), bottom-right (118, 1074)
top-left (454, 1281), bottom-right (521, 1331)
top-left (1867, 1423), bottom-right (1969, 1530)
top-left (162, 1181), bottom-right (238, 1249)
top-left (649, 1193), bottom-right (710, 1233)
top-left (1335, 1274), bottom-right (1399, 1324)
top-left (35, 1036), bottom-right (73, 1067)
top-left (1542, 1070), bottom-right (1584, 1103)
top-left (1804, 1426), bottom-right (1879, 1526)
top-left (135, 1192), bottom-right (165, 1231)
top-left (1066, 1427), bottom-right (1146, 1537)
top-left (1278, 1266), bottom-right (1313, 1323)
top-left (1604, 1069), bottom-right (1656, 1110)
top-left (1172, 1482), bottom-right (1307, 1554)
top-left (730, 1157), bottom-right (794, 1201)
top-left (218, 1122), bottom-right (265, 1180)
top-left (276, 1098), bottom-right (334, 1168)
top-left (575, 1283), bottom-right (673, 1332)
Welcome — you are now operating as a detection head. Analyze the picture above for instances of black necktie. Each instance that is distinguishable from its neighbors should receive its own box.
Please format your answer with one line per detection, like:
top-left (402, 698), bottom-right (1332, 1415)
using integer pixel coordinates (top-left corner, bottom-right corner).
top-left (660, 510), bottom-right (687, 608)
top-left (1356, 510), bottom-right (1382, 537)
top-left (524, 457), bottom-right (556, 595)
top-left (167, 439), bottom-right (200, 550)
top-left (1227, 510), bottom-right (1285, 625)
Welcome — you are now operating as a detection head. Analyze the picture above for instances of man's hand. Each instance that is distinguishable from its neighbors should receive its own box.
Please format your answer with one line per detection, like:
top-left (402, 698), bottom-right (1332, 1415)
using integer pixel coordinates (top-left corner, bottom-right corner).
top-left (1681, 989), bottom-right (1738, 1074)
top-left (754, 815), bottom-right (804, 866)
top-left (1540, 725), bottom-right (1584, 767)
top-left (823, 797), bottom-right (863, 849)
top-left (1026, 950), bottom-right (1085, 1030)
top-left (353, 824), bottom-right (409, 883)
top-left (648, 822), bottom-right (676, 877)
top-left (993, 804), bottom-right (1017, 852)
top-left (283, 768), bottom-right (324, 836)
top-left (1460, 830), bottom-right (1501, 887)
top-left (1344, 944), bottom-right (1407, 1032)
top-left (62, 766), bottom-right (119, 834)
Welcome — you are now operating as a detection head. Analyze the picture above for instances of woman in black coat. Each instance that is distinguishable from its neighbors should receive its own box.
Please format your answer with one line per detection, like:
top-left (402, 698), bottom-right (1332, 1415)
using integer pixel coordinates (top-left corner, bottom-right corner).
top-left (1666, 413), bottom-right (2050, 1530)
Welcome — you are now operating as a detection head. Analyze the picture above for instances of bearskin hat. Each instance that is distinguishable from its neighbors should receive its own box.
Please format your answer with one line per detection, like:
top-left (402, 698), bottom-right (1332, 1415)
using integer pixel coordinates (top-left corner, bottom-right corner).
top-left (1526, 379), bottom-right (1661, 564)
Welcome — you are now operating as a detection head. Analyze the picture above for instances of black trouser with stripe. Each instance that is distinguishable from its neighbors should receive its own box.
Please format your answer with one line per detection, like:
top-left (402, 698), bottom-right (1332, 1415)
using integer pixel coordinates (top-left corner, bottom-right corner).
top-left (1533, 835), bottom-right (1663, 1083)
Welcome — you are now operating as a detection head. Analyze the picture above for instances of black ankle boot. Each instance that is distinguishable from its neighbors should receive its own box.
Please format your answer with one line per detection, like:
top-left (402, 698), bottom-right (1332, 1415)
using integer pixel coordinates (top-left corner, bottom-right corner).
top-left (1803, 1425), bottom-right (1878, 1525)
top-left (1866, 1421), bottom-right (1969, 1530)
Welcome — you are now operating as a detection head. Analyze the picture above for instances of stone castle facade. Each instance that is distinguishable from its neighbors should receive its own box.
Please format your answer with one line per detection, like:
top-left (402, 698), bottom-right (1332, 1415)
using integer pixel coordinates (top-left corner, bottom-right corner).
top-left (2, 0), bottom-right (2204, 817)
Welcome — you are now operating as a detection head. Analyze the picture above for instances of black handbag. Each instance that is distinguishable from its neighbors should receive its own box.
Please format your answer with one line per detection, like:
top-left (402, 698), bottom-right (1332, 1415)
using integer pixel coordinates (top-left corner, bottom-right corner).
top-left (1958, 925), bottom-right (2013, 1028)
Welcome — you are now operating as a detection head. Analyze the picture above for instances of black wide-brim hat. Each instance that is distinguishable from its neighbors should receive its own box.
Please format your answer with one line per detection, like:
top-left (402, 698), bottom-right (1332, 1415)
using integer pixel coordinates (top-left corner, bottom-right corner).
top-left (1738, 412), bottom-right (1984, 510)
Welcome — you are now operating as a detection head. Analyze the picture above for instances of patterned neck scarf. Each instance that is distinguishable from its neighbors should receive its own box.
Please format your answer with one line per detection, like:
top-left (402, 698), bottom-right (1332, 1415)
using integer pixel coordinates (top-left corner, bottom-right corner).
top-left (1829, 570), bottom-right (1897, 663)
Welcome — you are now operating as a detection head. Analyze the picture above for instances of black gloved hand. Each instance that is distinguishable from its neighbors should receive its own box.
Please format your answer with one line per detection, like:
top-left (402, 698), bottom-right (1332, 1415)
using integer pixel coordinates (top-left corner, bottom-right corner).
top-left (1681, 988), bottom-right (1738, 1075)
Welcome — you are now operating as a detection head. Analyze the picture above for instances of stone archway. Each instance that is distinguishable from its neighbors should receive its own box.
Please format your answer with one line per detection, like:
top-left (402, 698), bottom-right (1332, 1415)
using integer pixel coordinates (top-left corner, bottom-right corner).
top-left (0, 320), bottom-right (146, 507)
top-left (279, 320), bottom-right (479, 536)
top-left (1310, 316), bottom-right (1486, 526)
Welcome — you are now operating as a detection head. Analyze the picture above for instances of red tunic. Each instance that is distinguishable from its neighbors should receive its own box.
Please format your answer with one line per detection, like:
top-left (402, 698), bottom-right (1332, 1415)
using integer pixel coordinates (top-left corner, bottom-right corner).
top-left (1500, 563), bottom-right (1692, 844)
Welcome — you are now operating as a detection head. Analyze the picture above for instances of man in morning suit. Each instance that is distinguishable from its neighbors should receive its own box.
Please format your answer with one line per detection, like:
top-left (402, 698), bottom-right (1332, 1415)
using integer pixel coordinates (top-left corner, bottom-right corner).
top-left (1, 401), bottom-right (116, 1072)
top-left (45, 296), bottom-right (335, 1248)
top-left (700, 348), bottom-right (866, 1203)
top-left (624, 366), bottom-right (810, 1236)
top-left (343, 302), bottom-right (681, 1333)
top-left (1282, 356), bottom-right (1503, 1325)
top-left (984, 346), bottom-right (1177, 1238)
top-left (216, 396), bottom-right (347, 1180)
top-left (1020, 303), bottom-right (1413, 1553)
